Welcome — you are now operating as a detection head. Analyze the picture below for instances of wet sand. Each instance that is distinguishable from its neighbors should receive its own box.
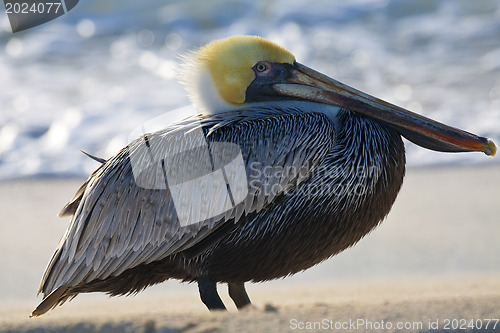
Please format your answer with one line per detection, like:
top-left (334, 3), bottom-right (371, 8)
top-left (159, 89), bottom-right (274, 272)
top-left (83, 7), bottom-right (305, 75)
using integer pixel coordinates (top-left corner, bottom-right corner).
top-left (1, 166), bottom-right (499, 332)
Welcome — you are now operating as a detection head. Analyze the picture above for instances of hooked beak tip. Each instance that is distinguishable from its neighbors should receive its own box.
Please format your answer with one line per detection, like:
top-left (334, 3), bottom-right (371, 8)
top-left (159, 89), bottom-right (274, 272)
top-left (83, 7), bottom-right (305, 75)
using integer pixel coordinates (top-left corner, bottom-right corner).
top-left (485, 139), bottom-right (497, 157)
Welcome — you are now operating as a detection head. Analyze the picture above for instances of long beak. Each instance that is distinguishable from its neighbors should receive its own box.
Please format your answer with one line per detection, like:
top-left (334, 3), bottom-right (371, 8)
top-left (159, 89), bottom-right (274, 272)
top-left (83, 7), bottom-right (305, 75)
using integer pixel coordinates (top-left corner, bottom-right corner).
top-left (273, 62), bottom-right (496, 156)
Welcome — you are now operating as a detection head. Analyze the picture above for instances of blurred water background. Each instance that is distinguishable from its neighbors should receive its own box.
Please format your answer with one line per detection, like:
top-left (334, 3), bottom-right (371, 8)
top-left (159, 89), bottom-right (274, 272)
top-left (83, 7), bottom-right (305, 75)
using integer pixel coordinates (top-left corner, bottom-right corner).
top-left (1, 0), bottom-right (500, 180)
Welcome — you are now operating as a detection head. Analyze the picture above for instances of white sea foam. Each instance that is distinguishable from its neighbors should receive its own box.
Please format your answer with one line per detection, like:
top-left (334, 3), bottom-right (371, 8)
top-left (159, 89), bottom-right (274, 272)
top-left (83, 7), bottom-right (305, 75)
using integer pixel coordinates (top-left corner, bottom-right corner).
top-left (1, 0), bottom-right (499, 180)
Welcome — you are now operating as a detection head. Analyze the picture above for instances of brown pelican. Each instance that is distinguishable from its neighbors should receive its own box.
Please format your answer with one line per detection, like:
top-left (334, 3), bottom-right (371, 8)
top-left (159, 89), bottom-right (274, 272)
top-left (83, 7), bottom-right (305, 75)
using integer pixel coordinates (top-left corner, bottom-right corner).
top-left (31, 36), bottom-right (496, 316)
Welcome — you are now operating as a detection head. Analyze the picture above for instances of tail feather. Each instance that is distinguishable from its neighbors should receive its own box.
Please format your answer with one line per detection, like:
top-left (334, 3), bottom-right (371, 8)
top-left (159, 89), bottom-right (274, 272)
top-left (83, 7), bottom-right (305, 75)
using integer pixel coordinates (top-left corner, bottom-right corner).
top-left (31, 286), bottom-right (70, 318)
top-left (80, 150), bottom-right (107, 164)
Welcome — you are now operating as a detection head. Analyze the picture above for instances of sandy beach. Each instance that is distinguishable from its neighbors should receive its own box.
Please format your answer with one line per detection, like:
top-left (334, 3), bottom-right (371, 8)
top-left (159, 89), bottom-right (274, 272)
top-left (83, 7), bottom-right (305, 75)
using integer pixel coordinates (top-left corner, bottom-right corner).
top-left (1, 166), bottom-right (499, 332)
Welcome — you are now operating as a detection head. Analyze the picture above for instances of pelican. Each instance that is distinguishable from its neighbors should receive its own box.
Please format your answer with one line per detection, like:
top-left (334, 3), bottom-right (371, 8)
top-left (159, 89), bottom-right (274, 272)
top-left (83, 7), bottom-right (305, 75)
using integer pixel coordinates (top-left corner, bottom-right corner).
top-left (32, 36), bottom-right (496, 316)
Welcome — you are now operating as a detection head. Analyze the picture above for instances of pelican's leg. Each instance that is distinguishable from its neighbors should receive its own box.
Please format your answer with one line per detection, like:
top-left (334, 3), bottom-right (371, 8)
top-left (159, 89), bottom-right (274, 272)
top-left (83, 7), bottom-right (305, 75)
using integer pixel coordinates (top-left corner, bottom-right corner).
top-left (228, 282), bottom-right (251, 309)
top-left (197, 277), bottom-right (226, 310)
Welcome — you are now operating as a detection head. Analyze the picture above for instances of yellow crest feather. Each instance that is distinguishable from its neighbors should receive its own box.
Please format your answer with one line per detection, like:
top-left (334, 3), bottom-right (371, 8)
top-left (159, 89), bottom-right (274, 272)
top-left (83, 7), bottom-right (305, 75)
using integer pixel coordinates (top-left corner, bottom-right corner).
top-left (193, 36), bottom-right (295, 105)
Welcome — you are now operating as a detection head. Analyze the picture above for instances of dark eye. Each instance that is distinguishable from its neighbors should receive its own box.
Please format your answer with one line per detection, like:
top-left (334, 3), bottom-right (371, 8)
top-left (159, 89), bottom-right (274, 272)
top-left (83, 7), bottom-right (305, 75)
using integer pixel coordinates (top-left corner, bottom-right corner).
top-left (255, 61), bottom-right (270, 74)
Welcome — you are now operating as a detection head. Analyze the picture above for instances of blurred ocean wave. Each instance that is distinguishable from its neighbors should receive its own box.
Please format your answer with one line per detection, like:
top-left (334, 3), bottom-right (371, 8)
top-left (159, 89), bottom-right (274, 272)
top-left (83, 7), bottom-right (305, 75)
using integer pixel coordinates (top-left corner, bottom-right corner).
top-left (1, 0), bottom-right (499, 179)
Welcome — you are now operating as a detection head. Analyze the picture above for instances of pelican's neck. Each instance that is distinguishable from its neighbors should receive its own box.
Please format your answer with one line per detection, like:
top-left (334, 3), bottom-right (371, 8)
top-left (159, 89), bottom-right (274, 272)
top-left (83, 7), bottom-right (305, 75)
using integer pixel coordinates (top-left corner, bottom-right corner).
top-left (322, 110), bottom-right (406, 206)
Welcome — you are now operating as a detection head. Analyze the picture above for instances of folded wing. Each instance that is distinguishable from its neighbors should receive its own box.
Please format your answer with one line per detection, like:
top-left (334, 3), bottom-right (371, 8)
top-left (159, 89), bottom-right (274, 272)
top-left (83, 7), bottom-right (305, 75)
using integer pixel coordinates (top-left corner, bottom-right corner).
top-left (34, 108), bottom-right (336, 315)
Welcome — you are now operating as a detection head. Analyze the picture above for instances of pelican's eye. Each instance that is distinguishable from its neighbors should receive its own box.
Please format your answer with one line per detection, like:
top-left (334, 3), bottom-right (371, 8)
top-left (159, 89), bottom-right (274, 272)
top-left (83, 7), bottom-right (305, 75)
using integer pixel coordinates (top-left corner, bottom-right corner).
top-left (254, 61), bottom-right (272, 75)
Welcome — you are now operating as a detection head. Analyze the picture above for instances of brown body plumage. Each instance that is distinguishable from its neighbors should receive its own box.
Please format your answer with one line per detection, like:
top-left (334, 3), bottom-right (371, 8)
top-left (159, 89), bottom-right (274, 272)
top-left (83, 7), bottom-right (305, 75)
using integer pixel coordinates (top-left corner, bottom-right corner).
top-left (68, 110), bottom-right (403, 292)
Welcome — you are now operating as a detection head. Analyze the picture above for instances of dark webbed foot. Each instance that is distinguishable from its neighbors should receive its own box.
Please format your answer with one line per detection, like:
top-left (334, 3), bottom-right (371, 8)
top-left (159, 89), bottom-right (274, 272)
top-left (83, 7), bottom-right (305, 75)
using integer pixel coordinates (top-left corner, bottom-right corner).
top-left (228, 282), bottom-right (251, 309)
top-left (197, 277), bottom-right (226, 310)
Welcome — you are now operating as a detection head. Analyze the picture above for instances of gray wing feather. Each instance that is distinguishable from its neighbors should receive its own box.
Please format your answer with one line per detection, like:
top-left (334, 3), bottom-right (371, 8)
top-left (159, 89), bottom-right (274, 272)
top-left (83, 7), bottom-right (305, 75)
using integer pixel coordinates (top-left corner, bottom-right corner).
top-left (39, 108), bottom-right (336, 296)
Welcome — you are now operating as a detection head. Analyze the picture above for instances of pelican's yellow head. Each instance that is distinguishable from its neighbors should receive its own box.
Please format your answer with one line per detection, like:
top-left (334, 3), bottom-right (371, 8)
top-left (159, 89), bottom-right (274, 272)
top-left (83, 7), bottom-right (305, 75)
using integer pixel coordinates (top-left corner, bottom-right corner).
top-left (182, 35), bottom-right (295, 113)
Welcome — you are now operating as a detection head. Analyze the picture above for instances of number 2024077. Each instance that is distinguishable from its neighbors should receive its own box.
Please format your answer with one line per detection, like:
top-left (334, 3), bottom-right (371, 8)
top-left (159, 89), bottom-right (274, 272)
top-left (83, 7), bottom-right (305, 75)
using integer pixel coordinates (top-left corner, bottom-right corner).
top-left (5, 2), bottom-right (62, 14)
